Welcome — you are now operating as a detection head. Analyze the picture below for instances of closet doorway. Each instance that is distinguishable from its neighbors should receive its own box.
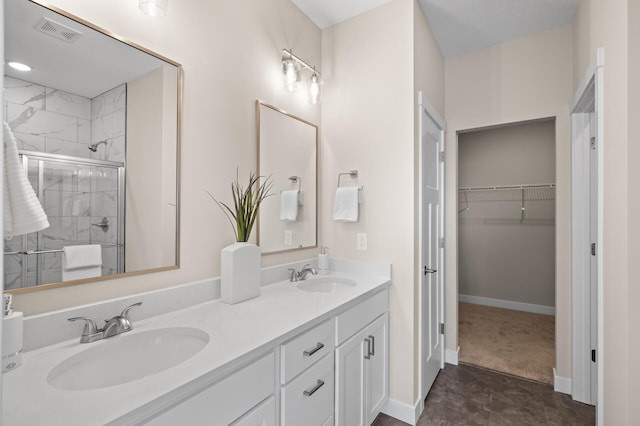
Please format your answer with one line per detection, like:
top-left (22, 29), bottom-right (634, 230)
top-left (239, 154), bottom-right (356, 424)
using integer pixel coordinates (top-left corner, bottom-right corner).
top-left (457, 118), bottom-right (556, 385)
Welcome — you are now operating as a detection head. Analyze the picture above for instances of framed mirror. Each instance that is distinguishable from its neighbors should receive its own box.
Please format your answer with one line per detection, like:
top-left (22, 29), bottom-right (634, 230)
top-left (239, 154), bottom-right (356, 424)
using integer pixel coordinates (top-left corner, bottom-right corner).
top-left (256, 101), bottom-right (317, 254)
top-left (3, 0), bottom-right (181, 293)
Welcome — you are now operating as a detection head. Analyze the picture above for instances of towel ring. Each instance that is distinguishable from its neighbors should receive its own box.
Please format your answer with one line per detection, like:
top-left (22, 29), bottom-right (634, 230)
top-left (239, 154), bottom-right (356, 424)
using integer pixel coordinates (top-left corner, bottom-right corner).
top-left (289, 175), bottom-right (301, 191)
top-left (337, 170), bottom-right (363, 190)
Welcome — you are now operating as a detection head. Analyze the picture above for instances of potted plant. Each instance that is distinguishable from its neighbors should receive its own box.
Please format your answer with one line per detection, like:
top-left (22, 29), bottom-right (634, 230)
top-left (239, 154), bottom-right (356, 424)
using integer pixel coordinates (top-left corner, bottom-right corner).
top-left (209, 170), bottom-right (273, 304)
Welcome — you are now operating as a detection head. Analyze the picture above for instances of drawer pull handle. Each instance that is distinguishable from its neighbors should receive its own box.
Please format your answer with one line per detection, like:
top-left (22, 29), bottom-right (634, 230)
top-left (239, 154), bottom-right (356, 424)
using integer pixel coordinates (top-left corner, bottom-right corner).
top-left (369, 335), bottom-right (375, 356)
top-left (303, 342), bottom-right (325, 357)
top-left (364, 338), bottom-right (371, 360)
top-left (303, 379), bottom-right (325, 397)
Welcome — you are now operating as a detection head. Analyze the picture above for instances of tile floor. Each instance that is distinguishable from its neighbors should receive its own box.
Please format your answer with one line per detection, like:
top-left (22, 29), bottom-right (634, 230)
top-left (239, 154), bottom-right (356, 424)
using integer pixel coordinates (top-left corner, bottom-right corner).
top-left (373, 364), bottom-right (595, 425)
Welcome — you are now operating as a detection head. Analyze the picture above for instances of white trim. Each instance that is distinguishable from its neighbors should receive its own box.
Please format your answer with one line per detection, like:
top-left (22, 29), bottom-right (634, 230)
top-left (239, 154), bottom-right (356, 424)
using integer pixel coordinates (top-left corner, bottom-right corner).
top-left (458, 294), bottom-right (555, 316)
top-left (445, 346), bottom-right (459, 365)
top-left (381, 397), bottom-right (421, 426)
top-left (554, 368), bottom-right (572, 395)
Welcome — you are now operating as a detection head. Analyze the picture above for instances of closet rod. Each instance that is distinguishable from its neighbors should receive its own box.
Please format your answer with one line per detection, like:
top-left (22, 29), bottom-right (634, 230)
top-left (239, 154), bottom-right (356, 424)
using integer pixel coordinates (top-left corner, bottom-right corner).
top-left (457, 183), bottom-right (555, 192)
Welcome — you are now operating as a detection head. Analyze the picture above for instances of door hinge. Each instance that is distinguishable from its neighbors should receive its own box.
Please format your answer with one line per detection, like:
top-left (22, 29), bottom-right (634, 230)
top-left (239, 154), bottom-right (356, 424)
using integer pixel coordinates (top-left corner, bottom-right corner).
top-left (440, 323), bottom-right (445, 334)
top-left (591, 137), bottom-right (596, 150)
top-left (439, 151), bottom-right (445, 162)
top-left (439, 237), bottom-right (445, 249)
top-left (591, 349), bottom-right (596, 363)
top-left (591, 243), bottom-right (596, 256)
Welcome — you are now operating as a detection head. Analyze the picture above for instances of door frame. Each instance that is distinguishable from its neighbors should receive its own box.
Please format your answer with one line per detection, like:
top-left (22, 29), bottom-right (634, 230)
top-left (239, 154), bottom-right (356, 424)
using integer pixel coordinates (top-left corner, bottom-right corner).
top-left (570, 48), bottom-right (603, 419)
top-left (417, 91), bottom-right (446, 408)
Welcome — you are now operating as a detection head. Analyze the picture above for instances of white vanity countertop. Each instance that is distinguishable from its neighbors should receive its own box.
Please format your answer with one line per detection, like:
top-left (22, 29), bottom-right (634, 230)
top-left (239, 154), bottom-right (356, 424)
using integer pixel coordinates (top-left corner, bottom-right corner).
top-left (3, 272), bottom-right (390, 426)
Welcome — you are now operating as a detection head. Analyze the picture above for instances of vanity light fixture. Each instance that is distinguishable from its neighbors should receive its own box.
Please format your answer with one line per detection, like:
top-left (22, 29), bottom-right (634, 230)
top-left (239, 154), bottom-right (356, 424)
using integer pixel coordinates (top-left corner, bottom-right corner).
top-left (139, 0), bottom-right (168, 17)
top-left (282, 49), bottom-right (322, 104)
top-left (7, 61), bottom-right (32, 72)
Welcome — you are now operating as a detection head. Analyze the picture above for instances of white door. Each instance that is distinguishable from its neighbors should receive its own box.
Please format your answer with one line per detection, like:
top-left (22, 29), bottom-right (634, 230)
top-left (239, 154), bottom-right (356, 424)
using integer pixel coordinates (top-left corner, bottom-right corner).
top-left (419, 93), bottom-right (445, 398)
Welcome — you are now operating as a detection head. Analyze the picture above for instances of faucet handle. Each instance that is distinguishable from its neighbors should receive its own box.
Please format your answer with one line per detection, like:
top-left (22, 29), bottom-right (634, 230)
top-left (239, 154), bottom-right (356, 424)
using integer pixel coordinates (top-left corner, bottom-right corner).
top-left (68, 317), bottom-right (99, 334)
top-left (288, 268), bottom-right (298, 282)
top-left (120, 302), bottom-right (142, 321)
top-left (68, 317), bottom-right (103, 343)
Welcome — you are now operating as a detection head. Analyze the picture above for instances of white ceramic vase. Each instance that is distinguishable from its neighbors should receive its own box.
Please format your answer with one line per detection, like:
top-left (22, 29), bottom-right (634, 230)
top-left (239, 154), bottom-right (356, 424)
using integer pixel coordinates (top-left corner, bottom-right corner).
top-left (221, 242), bottom-right (261, 304)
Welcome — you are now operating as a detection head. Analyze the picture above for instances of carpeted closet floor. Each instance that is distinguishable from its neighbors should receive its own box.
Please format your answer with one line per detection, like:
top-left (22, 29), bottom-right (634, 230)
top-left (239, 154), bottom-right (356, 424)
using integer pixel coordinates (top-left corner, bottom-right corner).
top-left (458, 302), bottom-right (555, 385)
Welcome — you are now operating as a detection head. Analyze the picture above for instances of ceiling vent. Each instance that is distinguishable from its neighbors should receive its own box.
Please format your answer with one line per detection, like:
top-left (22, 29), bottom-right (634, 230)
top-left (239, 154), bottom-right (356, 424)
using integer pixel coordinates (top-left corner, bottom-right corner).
top-left (35, 18), bottom-right (82, 43)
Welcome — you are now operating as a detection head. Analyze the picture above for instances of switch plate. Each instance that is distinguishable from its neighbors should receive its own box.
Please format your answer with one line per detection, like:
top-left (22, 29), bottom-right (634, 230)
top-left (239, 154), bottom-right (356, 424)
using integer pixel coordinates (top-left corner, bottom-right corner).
top-left (284, 230), bottom-right (292, 245)
top-left (357, 233), bottom-right (367, 250)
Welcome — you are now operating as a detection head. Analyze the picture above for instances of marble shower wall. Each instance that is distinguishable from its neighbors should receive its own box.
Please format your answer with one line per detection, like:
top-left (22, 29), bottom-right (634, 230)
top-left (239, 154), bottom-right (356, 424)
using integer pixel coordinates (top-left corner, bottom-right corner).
top-left (3, 76), bottom-right (125, 289)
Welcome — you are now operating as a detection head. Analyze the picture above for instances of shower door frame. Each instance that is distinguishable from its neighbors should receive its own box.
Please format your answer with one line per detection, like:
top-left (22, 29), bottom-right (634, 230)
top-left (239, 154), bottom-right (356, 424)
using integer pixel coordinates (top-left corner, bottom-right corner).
top-left (9, 150), bottom-right (125, 288)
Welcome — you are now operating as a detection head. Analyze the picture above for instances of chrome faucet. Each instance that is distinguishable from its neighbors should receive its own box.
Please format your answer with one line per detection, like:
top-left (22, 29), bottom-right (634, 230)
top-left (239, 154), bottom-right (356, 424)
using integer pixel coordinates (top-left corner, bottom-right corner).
top-left (68, 302), bottom-right (142, 343)
top-left (288, 264), bottom-right (318, 282)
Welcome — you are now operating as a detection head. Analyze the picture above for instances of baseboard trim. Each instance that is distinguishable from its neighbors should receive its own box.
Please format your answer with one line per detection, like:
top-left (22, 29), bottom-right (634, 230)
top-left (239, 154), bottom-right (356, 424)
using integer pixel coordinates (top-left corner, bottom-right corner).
top-left (553, 368), bottom-right (572, 395)
top-left (445, 346), bottom-right (460, 365)
top-left (381, 397), bottom-right (421, 425)
top-left (459, 294), bottom-right (555, 316)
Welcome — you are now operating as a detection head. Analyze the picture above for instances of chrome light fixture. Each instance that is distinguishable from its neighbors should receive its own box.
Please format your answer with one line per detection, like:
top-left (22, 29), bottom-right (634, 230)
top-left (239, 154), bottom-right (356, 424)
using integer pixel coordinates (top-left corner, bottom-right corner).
top-left (139, 0), bottom-right (168, 17)
top-left (282, 49), bottom-right (322, 104)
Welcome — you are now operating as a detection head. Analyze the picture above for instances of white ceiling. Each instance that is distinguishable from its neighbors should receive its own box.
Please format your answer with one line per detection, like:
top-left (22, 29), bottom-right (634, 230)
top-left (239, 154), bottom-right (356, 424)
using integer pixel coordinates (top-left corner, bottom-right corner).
top-left (5, 0), bottom-right (166, 99)
top-left (291, 0), bottom-right (579, 57)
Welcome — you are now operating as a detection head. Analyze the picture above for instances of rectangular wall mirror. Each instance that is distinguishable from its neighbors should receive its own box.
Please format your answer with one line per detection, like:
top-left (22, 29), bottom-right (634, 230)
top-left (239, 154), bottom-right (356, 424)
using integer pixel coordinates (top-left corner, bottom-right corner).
top-left (256, 101), bottom-right (317, 254)
top-left (3, 0), bottom-right (181, 293)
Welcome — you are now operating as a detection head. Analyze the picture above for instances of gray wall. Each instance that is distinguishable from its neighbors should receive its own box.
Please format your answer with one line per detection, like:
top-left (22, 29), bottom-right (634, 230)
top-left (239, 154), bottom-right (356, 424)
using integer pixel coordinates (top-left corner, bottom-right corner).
top-left (458, 119), bottom-right (556, 307)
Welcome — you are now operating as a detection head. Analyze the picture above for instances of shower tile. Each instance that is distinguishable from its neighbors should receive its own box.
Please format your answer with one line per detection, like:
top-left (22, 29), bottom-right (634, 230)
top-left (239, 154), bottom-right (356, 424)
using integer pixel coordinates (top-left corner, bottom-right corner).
top-left (91, 191), bottom-right (117, 217)
top-left (91, 112), bottom-right (113, 142)
top-left (112, 109), bottom-right (126, 137)
top-left (43, 252), bottom-right (62, 270)
top-left (46, 137), bottom-right (91, 158)
top-left (77, 217), bottom-right (91, 241)
top-left (4, 273), bottom-right (22, 290)
top-left (92, 84), bottom-right (126, 120)
top-left (106, 136), bottom-right (126, 162)
top-left (3, 254), bottom-right (22, 274)
top-left (43, 167), bottom-right (76, 192)
top-left (77, 169), bottom-right (92, 192)
top-left (42, 269), bottom-right (61, 285)
top-left (7, 104), bottom-right (79, 142)
top-left (78, 119), bottom-right (91, 144)
top-left (42, 217), bottom-right (78, 242)
top-left (45, 88), bottom-right (91, 120)
top-left (14, 132), bottom-right (45, 152)
top-left (90, 216), bottom-right (117, 243)
top-left (4, 237), bottom-right (22, 252)
top-left (26, 271), bottom-right (38, 287)
top-left (93, 168), bottom-right (118, 191)
top-left (3, 76), bottom-right (46, 109)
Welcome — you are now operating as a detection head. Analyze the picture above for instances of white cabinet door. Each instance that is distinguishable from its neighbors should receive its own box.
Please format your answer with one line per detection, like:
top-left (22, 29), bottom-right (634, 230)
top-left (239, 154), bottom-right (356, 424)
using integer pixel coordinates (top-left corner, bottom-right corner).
top-left (365, 313), bottom-right (388, 425)
top-left (335, 327), bottom-right (367, 426)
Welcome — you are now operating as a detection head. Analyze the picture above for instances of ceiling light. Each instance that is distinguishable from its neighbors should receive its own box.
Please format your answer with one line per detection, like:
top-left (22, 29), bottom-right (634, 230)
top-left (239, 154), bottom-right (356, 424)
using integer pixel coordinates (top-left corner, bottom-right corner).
top-left (8, 62), bottom-right (32, 72)
top-left (139, 0), bottom-right (168, 17)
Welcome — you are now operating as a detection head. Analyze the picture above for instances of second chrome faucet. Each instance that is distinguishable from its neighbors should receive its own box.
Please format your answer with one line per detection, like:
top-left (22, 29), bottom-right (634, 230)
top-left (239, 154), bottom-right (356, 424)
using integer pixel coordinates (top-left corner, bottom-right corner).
top-left (68, 302), bottom-right (142, 344)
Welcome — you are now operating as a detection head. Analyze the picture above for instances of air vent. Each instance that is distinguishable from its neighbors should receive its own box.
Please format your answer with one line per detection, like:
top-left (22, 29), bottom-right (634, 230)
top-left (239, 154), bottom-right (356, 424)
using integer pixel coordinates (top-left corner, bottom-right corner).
top-left (35, 18), bottom-right (82, 43)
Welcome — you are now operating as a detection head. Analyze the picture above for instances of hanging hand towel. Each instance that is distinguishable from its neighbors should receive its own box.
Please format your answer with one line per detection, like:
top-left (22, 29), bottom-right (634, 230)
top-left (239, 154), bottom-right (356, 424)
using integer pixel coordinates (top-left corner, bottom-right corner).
top-left (3, 122), bottom-right (49, 239)
top-left (280, 189), bottom-right (300, 221)
top-left (62, 244), bottom-right (102, 281)
top-left (333, 187), bottom-right (359, 222)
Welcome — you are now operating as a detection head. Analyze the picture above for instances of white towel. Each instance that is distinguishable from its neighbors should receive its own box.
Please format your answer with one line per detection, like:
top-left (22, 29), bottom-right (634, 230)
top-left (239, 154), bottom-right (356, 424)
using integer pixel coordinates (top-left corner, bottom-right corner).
top-left (62, 244), bottom-right (102, 281)
top-left (280, 190), bottom-right (299, 221)
top-left (333, 187), bottom-right (359, 222)
top-left (3, 122), bottom-right (49, 239)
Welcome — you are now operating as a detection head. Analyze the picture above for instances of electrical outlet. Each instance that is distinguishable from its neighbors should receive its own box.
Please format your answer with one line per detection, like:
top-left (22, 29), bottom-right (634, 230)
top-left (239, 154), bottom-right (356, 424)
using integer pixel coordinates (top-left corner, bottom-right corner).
top-left (357, 233), bottom-right (367, 250)
top-left (284, 230), bottom-right (292, 245)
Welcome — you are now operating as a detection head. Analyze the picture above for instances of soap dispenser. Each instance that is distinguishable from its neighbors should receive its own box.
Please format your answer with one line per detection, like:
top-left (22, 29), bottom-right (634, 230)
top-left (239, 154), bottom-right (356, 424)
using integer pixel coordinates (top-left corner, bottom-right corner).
top-left (318, 247), bottom-right (329, 275)
top-left (2, 294), bottom-right (23, 373)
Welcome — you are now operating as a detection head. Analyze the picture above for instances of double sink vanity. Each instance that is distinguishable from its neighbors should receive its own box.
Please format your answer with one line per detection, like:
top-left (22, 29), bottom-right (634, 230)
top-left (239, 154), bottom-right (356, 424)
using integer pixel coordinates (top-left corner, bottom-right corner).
top-left (4, 259), bottom-right (390, 425)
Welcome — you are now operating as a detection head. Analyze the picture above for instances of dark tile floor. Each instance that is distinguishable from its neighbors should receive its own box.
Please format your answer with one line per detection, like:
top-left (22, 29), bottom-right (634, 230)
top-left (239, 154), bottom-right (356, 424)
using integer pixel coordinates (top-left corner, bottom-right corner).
top-left (373, 363), bottom-right (595, 426)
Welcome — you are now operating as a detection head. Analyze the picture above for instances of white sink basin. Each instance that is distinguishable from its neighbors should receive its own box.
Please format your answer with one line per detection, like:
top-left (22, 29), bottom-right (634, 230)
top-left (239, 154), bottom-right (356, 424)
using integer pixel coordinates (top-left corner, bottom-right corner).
top-left (296, 277), bottom-right (357, 293)
top-left (47, 327), bottom-right (209, 391)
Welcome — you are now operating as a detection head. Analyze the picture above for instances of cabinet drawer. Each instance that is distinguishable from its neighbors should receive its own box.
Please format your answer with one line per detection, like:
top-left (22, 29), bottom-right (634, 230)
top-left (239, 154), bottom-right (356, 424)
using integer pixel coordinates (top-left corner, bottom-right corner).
top-left (335, 289), bottom-right (388, 345)
top-left (231, 396), bottom-right (275, 426)
top-left (281, 319), bottom-right (333, 384)
top-left (281, 354), bottom-right (334, 426)
top-left (146, 352), bottom-right (275, 426)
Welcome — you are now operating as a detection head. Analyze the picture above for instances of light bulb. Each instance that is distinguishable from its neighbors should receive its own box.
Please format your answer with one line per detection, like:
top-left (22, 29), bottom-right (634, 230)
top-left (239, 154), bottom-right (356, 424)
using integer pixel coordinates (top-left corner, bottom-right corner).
top-left (282, 58), bottom-right (300, 92)
top-left (139, 0), bottom-right (168, 17)
top-left (8, 62), bottom-right (32, 72)
top-left (309, 72), bottom-right (321, 104)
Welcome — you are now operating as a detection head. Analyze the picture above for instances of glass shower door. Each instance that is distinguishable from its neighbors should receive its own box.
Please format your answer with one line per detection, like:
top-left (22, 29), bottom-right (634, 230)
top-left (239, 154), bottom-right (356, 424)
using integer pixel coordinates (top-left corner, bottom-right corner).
top-left (3, 153), bottom-right (124, 290)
